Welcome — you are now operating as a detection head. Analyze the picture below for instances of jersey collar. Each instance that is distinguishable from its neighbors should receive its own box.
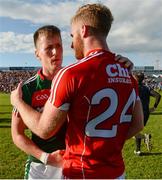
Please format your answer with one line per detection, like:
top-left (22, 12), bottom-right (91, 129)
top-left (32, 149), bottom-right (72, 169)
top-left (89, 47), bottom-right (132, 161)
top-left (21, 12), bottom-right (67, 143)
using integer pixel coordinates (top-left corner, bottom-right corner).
top-left (85, 49), bottom-right (110, 57)
top-left (37, 68), bottom-right (46, 80)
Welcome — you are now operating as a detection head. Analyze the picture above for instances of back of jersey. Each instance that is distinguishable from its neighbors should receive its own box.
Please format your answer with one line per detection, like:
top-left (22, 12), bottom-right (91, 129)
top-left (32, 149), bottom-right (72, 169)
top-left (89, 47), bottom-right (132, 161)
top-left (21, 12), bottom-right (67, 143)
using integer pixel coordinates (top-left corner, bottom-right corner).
top-left (63, 50), bottom-right (138, 178)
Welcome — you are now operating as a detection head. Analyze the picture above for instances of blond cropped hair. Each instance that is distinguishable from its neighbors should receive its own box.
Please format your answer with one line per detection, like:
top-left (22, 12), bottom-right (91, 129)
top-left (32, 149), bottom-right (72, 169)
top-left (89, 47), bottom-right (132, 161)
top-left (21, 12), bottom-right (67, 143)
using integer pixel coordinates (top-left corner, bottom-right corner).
top-left (71, 3), bottom-right (114, 37)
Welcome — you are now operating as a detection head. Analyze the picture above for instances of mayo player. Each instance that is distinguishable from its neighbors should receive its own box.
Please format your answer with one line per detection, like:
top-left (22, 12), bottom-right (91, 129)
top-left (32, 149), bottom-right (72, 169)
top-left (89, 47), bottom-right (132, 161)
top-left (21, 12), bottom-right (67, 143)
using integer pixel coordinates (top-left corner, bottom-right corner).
top-left (11, 25), bottom-right (66, 179)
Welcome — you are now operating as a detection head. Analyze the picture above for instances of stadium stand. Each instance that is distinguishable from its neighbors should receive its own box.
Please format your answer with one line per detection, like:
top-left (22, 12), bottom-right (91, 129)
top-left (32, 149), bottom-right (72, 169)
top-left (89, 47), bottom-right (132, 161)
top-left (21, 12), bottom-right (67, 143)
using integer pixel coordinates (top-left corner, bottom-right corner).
top-left (0, 67), bottom-right (39, 93)
top-left (0, 66), bottom-right (162, 93)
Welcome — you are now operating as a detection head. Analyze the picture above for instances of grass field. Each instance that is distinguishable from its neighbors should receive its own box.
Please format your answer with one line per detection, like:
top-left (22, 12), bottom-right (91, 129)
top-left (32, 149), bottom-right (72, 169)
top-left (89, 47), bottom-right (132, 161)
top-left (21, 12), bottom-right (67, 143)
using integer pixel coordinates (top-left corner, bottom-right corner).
top-left (0, 92), bottom-right (162, 179)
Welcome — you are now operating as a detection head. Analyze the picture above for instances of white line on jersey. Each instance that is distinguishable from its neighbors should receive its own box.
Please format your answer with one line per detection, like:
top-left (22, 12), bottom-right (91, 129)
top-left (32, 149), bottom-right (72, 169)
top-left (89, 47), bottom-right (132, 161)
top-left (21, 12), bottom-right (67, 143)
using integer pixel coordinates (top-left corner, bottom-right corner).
top-left (24, 73), bottom-right (38, 85)
top-left (50, 51), bottom-right (104, 105)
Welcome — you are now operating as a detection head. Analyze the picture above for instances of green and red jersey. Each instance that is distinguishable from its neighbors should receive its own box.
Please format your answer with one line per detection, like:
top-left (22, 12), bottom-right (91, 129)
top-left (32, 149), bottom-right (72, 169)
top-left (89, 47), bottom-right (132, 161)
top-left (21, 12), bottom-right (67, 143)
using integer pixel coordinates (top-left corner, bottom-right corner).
top-left (13, 69), bottom-right (66, 160)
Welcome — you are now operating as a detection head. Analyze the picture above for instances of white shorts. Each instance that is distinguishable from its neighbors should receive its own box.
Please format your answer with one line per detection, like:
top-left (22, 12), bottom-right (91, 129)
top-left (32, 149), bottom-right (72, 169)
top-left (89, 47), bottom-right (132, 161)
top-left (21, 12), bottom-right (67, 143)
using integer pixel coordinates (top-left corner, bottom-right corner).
top-left (25, 161), bottom-right (62, 179)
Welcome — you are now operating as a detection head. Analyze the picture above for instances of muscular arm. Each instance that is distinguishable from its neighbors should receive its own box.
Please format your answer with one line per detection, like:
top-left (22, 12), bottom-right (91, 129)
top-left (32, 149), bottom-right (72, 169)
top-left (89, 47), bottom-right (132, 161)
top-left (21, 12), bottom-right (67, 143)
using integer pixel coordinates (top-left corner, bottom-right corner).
top-left (11, 84), bottom-right (67, 140)
top-left (11, 113), bottom-right (64, 166)
top-left (126, 99), bottom-right (144, 139)
top-left (11, 113), bottom-right (43, 159)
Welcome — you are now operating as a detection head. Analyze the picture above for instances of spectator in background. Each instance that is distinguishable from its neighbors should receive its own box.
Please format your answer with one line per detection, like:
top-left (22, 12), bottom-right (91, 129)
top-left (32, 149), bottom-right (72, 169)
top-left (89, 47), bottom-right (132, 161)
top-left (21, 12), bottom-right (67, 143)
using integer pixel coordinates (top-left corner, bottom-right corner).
top-left (134, 72), bottom-right (161, 155)
top-left (0, 70), bottom-right (36, 93)
top-left (158, 82), bottom-right (162, 92)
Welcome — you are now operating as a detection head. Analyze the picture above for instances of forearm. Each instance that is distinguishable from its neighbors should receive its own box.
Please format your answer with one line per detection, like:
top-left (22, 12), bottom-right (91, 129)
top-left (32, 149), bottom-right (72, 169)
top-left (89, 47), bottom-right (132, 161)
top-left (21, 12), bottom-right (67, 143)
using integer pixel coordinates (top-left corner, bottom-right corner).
top-left (151, 90), bottom-right (161, 108)
top-left (12, 133), bottom-right (43, 160)
top-left (11, 83), bottom-right (46, 137)
top-left (11, 114), bottom-right (43, 160)
top-left (154, 94), bottom-right (161, 108)
top-left (16, 100), bottom-right (67, 139)
top-left (15, 99), bottom-right (42, 136)
top-left (12, 133), bottom-right (61, 165)
top-left (11, 85), bottom-right (67, 139)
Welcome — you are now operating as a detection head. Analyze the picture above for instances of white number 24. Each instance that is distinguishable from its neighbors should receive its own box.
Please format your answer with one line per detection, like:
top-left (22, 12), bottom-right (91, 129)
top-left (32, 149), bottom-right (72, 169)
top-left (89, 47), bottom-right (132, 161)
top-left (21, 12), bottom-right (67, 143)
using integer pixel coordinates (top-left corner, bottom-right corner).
top-left (85, 88), bottom-right (136, 138)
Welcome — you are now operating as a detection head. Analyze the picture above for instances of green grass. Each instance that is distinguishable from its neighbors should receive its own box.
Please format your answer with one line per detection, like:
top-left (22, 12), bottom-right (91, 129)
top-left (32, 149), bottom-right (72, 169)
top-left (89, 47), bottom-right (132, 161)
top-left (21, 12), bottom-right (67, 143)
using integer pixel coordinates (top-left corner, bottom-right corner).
top-left (0, 93), bottom-right (26, 178)
top-left (123, 115), bottom-right (162, 178)
top-left (0, 128), bottom-right (26, 178)
top-left (0, 93), bottom-right (12, 127)
top-left (124, 93), bottom-right (162, 179)
top-left (0, 92), bottom-right (162, 179)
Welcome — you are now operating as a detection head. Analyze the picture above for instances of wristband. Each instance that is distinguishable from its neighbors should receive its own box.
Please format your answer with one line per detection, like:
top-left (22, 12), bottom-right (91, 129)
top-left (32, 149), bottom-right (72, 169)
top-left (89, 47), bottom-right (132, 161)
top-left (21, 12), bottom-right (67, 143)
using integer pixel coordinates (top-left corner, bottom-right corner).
top-left (40, 152), bottom-right (49, 164)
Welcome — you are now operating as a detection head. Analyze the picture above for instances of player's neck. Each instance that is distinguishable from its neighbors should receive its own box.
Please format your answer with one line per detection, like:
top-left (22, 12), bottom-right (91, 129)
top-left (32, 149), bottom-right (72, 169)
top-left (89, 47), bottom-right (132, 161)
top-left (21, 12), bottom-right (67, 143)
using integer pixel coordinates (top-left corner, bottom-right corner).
top-left (84, 37), bottom-right (109, 56)
top-left (42, 69), bottom-right (59, 80)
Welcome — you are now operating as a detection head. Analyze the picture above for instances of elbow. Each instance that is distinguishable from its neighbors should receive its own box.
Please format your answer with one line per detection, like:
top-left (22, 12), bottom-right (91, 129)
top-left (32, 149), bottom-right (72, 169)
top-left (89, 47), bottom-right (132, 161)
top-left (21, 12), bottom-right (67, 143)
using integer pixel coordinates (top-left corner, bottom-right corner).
top-left (36, 121), bottom-right (60, 140)
top-left (12, 133), bottom-right (23, 146)
top-left (38, 133), bottom-right (50, 140)
top-left (12, 136), bottom-right (17, 145)
top-left (36, 129), bottom-right (55, 140)
top-left (38, 134), bottom-right (54, 140)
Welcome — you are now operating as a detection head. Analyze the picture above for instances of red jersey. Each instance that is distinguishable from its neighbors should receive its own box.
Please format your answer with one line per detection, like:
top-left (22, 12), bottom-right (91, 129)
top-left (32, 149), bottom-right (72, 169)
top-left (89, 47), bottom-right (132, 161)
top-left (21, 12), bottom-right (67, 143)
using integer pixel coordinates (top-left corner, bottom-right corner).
top-left (49, 49), bottom-right (139, 178)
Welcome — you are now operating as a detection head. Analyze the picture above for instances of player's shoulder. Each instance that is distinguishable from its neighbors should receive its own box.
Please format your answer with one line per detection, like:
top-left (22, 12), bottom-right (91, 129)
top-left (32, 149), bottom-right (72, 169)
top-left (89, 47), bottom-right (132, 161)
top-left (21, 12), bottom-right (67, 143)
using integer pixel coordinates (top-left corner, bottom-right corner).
top-left (22, 73), bottom-right (38, 89)
top-left (55, 62), bottom-right (81, 78)
top-left (55, 51), bottom-right (113, 79)
top-left (129, 74), bottom-right (138, 85)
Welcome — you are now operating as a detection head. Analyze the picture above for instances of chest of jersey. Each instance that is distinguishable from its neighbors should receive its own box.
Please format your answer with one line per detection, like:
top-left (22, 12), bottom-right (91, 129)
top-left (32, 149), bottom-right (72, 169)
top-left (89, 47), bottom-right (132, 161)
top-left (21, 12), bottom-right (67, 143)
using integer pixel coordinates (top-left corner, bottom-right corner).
top-left (31, 89), bottom-right (50, 108)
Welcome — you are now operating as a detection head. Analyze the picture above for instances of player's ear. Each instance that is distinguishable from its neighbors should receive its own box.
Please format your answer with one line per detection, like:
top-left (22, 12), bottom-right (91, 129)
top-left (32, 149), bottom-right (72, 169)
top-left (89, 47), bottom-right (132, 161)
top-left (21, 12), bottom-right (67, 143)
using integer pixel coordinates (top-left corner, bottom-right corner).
top-left (82, 25), bottom-right (88, 38)
top-left (35, 49), bottom-right (40, 60)
top-left (82, 25), bottom-right (92, 38)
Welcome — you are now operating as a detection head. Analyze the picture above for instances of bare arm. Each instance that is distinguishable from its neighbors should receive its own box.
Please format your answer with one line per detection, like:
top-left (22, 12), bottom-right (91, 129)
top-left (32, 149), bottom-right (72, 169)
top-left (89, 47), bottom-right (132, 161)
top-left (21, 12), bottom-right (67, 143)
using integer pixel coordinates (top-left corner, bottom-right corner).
top-left (126, 99), bottom-right (144, 139)
top-left (11, 83), bottom-right (67, 139)
top-left (11, 113), bottom-right (64, 166)
top-left (11, 113), bottom-right (43, 160)
top-left (149, 89), bottom-right (161, 112)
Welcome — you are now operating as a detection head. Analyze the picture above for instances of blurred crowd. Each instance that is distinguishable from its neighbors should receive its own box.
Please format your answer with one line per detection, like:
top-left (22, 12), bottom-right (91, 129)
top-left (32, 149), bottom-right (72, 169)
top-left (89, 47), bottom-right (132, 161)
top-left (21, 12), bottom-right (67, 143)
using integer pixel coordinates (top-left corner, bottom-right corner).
top-left (142, 75), bottom-right (162, 92)
top-left (0, 70), bottom-right (36, 93)
top-left (0, 70), bottom-right (162, 93)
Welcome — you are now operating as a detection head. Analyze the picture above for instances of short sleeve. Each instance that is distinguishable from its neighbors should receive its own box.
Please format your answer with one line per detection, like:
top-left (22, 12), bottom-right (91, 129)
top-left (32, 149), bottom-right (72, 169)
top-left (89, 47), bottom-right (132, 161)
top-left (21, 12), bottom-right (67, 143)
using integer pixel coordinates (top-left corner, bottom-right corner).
top-left (48, 68), bottom-right (74, 111)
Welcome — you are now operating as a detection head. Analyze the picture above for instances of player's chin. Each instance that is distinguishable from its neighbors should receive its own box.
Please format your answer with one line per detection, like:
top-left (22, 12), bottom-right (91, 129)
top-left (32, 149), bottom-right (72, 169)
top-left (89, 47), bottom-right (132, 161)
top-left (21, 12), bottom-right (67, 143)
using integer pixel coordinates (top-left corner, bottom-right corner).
top-left (75, 52), bottom-right (84, 60)
top-left (51, 61), bottom-right (59, 66)
top-left (51, 62), bottom-right (62, 70)
top-left (51, 59), bottom-right (62, 64)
